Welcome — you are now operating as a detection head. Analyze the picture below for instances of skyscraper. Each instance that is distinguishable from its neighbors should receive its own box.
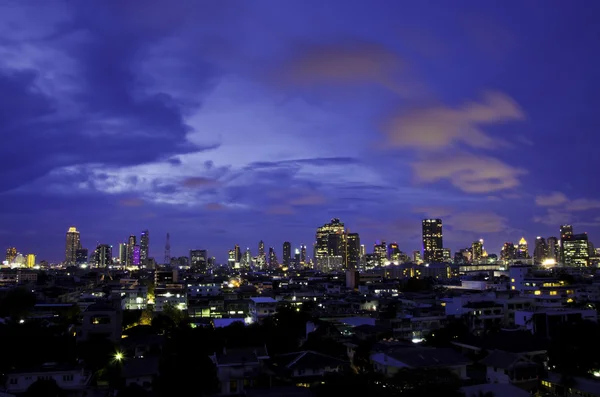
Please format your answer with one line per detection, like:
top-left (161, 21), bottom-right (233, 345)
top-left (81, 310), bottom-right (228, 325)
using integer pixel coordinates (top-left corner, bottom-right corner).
top-left (258, 240), bottom-right (265, 257)
top-left (346, 233), bottom-right (360, 269)
top-left (422, 219), bottom-right (443, 262)
top-left (65, 227), bottom-right (80, 265)
top-left (94, 244), bottom-right (112, 268)
top-left (190, 249), bottom-right (208, 273)
top-left (119, 243), bottom-right (128, 266)
top-left (5, 247), bottom-right (17, 263)
top-left (517, 237), bottom-right (530, 259)
top-left (547, 237), bottom-right (559, 261)
top-left (534, 237), bottom-right (548, 263)
top-left (373, 241), bottom-right (387, 265)
top-left (234, 244), bottom-right (241, 263)
top-left (501, 242), bottom-right (516, 261)
top-left (560, 225), bottom-right (574, 263)
top-left (388, 243), bottom-right (400, 261)
top-left (127, 235), bottom-right (136, 266)
top-left (26, 254), bottom-right (35, 269)
top-left (562, 233), bottom-right (589, 266)
top-left (269, 247), bottom-right (278, 267)
top-left (300, 244), bottom-right (307, 264)
top-left (132, 245), bottom-right (141, 266)
top-left (282, 241), bottom-right (291, 267)
top-left (315, 219), bottom-right (346, 269)
top-left (140, 230), bottom-right (149, 262)
top-left (471, 240), bottom-right (484, 262)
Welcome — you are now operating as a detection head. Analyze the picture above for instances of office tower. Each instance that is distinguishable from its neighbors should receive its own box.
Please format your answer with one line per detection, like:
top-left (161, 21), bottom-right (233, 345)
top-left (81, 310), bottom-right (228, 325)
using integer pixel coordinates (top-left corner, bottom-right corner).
top-left (190, 249), bottom-right (208, 273)
top-left (14, 254), bottom-right (25, 267)
top-left (501, 242), bottom-right (516, 261)
top-left (360, 244), bottom-right (366, 258)
top-left (119, 243), bottom-right (128, 266)
top-left (94, 244), bottom-right (112, 268)
top-left (534, 237), bottom-right (548, 263)
top-left (234, 244), bottom-right (241, 263)
top-left (547, 237), bottom-right (559, 261)
top-left (294, 249), bottom-right (301, 267)
top-left (517, 237), bottom-right (530, 259)
top-left (76, 248), bottom-right (88, 265)
top-left (132, 245), bottom-right (141, 266)
top-left (413, 250), bottom-right (422, 263)
top-left (228, 249), bottom-right (236, 266)
top-left (26, 254), bottom-right (35, 268)
top-left (562, 233), bottom-right (590, 266)
top-left (373, 241), bottom-right (387, 265)
top-left (471, 240), bottom-right (484, 262)
top-left (560, 225), bottom-right (574, 239)
top-left (65, 227), bottom-right (80, 265)
top-left (346, 233), bottom-right (360, 269)
top-left (243, 248), bottom-right (252, 267)
top-left (258, 240), bottom-right (265, 257)
top-left (282, 242), bottom-right (291, 266)
top-left (269, 247), bottom-right (278, 267)
top-left (315, 218), bottom-right (346, 268)
top-left (300, 245), bottom-right (307, 264)
top-left (442, 248), bottom-right (451, 262)
top-left (388, 243), bottom-right (400, 261)
top-left (422, 219), bottom-right (443, 262)
top-left (127, 235), bottom-right (136, 266)
top-left (5, 247), bottom-right (17, 263)
top-left (140, 230), bottom-right (149, 262)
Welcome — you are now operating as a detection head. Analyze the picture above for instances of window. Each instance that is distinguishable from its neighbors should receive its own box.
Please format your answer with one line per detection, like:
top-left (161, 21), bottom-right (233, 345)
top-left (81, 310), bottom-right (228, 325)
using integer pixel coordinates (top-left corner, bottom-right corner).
top-left (230, 380), bottom-right (238, 393)
top-left (9, 378), bottom-right (17, 385)
top-left (63, 374), bottom-right (74, 382)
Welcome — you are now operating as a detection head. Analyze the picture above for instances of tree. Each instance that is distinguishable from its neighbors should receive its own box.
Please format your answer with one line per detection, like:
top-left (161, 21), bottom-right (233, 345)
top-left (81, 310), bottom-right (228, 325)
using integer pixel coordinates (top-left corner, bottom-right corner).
top-left (0, 287), bottom-right (36, 320)
top-left (25, 379), bottom-right (65, 397)
top-left (117, 384), bottom-right (149, 397)
top-left (139, 308), bottom-right (153, 326)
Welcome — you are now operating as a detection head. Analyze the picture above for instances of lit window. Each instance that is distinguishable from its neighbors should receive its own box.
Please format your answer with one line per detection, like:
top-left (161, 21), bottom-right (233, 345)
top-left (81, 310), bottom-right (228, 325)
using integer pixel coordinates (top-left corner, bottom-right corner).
top-left (511, 278), bottom-right (515, 282)
top-left (534, 291), bottom-right (541, 295)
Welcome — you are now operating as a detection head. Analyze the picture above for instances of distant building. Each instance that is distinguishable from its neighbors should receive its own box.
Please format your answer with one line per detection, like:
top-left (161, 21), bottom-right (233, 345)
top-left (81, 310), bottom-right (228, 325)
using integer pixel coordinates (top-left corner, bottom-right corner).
top-left (5, 247), bottom-right (17, 263)
top-left (346, 233), bottom-right (360, 269)
top-left (26, 254), bottom-right (35, 268)
top-left (534, 237), bottom-right (548, 263)
top-left (422, 219), bottom-right (443, 262)
top-left (140, 230), bottom-right (149, 262)
top-left (190, 249), bottom-right (208, 273)
top-left (94, 244), bottom-right (112, 268)
top-left (127, 235), bottom-right (136, 266)
top-left (562, 233), bottom-right (590, 266)
top-left (282, 241), bottom-right (291, 267)
top-left (75, 248), bottom-right (88, 265)
top-left (65, 227), bottom-right (80, 265)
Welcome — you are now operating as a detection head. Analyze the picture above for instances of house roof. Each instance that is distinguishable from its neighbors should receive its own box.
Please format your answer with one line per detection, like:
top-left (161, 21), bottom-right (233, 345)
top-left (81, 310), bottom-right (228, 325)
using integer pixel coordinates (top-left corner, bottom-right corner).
top-left (479, 350), bottom-right (522, 369)
top-left (250, 297), bottom-right (277, 303)
top-left (454, 329), bottom-right (547, 353)
top-left (215, 346), bottom-right (269, 365)
top-left (121, 357), bottom-right (160, 379)
top-left (272, 351), bottom-right (347, 371)
top-left (461, 383), bottom-right (530, 397)
top-left (386, 347), bottom-right (470, 368)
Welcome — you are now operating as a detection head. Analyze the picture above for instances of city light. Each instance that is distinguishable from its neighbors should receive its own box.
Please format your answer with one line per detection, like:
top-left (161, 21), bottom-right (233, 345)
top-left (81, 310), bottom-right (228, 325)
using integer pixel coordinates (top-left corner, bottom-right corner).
top-left (113, 352), bottom-right (124, 362)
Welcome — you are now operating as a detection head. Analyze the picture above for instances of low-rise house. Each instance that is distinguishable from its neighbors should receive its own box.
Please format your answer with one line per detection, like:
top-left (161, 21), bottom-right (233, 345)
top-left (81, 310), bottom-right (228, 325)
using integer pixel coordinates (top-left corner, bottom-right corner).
top-left (210, 346), bottom-right (270, 396)
top-left (77, 302), bottom-right (122, 343)
top-left (515, 307), bottom-right (597, 338)
top-left (3, 363), bottom-right (92, 395)
top-left (371, 347), bottom-right (470, 379)
top-left (269, 351), bottom-right (347, 383)
top-left (121, 357), bottom-right (160, 392)
top-left (249, 297), bottom-right (277, 323)
top-left (480, 350), bottom-right (541, 389)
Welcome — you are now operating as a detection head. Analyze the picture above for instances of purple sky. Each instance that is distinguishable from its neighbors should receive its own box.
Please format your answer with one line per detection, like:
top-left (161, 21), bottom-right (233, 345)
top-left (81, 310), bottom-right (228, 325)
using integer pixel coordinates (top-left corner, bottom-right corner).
top-left (1, 1), bottom-right (600, 262)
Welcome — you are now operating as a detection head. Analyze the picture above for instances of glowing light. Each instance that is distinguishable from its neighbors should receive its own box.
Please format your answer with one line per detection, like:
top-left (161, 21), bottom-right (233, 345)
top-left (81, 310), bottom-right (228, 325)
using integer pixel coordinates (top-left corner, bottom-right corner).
top-left (114, 352), bottom-right (124, 362)
top-left (542, 258), bottom-right (556, 266)
top-left (412, 338), bottom-right (424, 343)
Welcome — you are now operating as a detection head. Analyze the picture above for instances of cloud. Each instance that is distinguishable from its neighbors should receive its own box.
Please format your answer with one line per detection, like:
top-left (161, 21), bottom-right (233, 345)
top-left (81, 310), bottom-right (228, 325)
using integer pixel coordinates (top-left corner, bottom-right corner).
top-left (120, 198), bottom-right (145, 207)
top-left (280, 42), bottom-right (406, 93)
top-left (385, 91), bottom-right (524, 150)
top-left (412, 152), bottom-right (526, 193)
top-left (535, 192), bottom-right (569, 207)
top-left (533, 208), bottom-right (573, 226)
top-left (569, 199), bottom-right (600, 211)
top-left (413, 206), bottom-right (508, 234)
top-left (182, 176), bottom-right (220, 188)
top-left (288, 192), bottom-right (326, 206)
top-left (204, 202), bottom-right (226, 211)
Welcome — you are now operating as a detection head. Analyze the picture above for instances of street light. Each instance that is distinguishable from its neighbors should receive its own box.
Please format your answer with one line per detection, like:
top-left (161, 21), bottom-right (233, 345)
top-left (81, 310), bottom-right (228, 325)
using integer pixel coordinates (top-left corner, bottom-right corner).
top-left (114, 352), bottom-right (124, 362)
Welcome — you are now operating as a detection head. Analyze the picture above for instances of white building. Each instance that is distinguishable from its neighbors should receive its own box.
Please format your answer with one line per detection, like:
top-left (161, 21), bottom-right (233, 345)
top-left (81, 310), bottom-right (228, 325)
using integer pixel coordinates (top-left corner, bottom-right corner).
top-left (4, 364), bottom-right (92, 395)
top-left (249, 297), bottom-right (277, 323)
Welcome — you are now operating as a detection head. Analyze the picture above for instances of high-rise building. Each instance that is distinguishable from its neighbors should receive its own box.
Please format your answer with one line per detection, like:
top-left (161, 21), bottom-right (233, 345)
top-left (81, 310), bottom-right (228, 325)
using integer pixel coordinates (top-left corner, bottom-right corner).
top-left (65, 227), bottom-right (80, 265)
top-left (190, 249), bottom-right (208, 273)
top-left (422, 219), bottom-right (443, 262)
top-left (517, 237), bottom-right (530, 259)
top-left (534, 237), bottom-right (548, 263)
top-left (501, 242), bottom-right (516, 261)
top-left (471, 240), bottom-right (484, 262)
top-left (547, 237), bottom-right (559, 261)
top-left (315, 218), bottom-right (346, 268)
top-left (388, 243), bottom-right (400, 261)
top-left (282, 242), bottom-right (291, 267)
top-left (76, 248), bottom-right (88, 265)
top-left (132, 245), bottom-right (141, 266)
top-left (140, 230), bottom-right (149, 262)
top-left (234, 244), bottom-right (242, 263)
top-left (118, 243), bottom-right (128, 266)
top-left (563, 233), bottom-right (589, 267)
top-left (258, 241), bottom-right (265, 257)
top-left (560, 225), bottom-right (574, 239)
top-left (94, 244), bottom-right (112, 268)
top-left (5, 247), bottom-right (17, 263)
top-left (413, 250), bottom-right (422, 263)
top-left (346, 233), bottom-right (360, 269)
top-left (127, 235), bottom-right (136, 266)
top-left (228, 249), bottom-right (236, 266)
top-left (269, 247), bottom-right (278, 267)
top-left (373, 241), bottom-right (387, 265)
top-left (26, 254), bottom-right (35, 269)
top-left (300, 245), bottom-right (307, 264)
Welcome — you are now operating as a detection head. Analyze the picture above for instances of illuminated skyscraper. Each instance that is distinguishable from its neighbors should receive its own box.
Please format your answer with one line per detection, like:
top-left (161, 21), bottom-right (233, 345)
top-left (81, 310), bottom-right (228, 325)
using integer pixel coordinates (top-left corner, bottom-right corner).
top-left (501, 242), bottom-right (516, 261)
top-left (258, 240), bottom-right (265, 257)
top-left (268, 247), bottom-right (278, 267)
top-left (300, 245), bottom-right (307, 264)
top-left (132, 245), bottom-right (141, 266)
top-left (422, 219), bottom-right (443, 262)
top-left (373, 241), bottom-right (387, 265)
top-left (534, 237), bottom-right (548, 263)
top-left (190, 249), bottom-right (208, 272)
top-left (315, 219), bottom-right (346, 268)
top-left (517, 237), bottom-right (530, 259)
top-left (26, 254), bottom-right (35, 268)
top-left (282, 242), bottom-right (291, 267)
top-left (346, 233), bottom-right (360, 269)
top-left (563, 233), bottom-right (589, 266)
top-left (94, 244), bottom-right (112, 268)
top-left (234, 244), bottom-right (241, 263)
top-left (140, 230), bottom-right (149, 262)
top-left (388, 243), bottom-right (400, 261)
top-left (127, 235), bottom-right (136, 266)
top-left (471, 240), bottom-right (484, 262)
top-left (119, 243), bottom-right (128, 266)
top-left (5, 247), bottom-right (17, 263)
top-left (547, 237), bottom-right (559, 261)
top-left (560, 225), bottom-right (574, 263)
top-left (65, 227), bottom-right (80, 265)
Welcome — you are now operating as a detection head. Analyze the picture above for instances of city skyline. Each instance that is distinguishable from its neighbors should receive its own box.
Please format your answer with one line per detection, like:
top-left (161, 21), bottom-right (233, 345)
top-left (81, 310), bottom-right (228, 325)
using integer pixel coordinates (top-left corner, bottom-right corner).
top-left (2, 2), bottom-right (600, 262)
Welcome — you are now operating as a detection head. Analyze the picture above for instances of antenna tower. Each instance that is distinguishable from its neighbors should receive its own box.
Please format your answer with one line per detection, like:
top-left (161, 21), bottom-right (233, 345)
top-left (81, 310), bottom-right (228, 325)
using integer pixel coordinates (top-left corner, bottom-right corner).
top-left (164, 232), bottom-right (171, 264)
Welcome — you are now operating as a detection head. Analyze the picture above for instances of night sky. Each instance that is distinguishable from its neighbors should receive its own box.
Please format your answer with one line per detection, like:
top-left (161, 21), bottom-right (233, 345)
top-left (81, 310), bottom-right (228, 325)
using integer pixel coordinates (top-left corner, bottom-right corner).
top-left (2, 1), bottom-right (600, 262)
